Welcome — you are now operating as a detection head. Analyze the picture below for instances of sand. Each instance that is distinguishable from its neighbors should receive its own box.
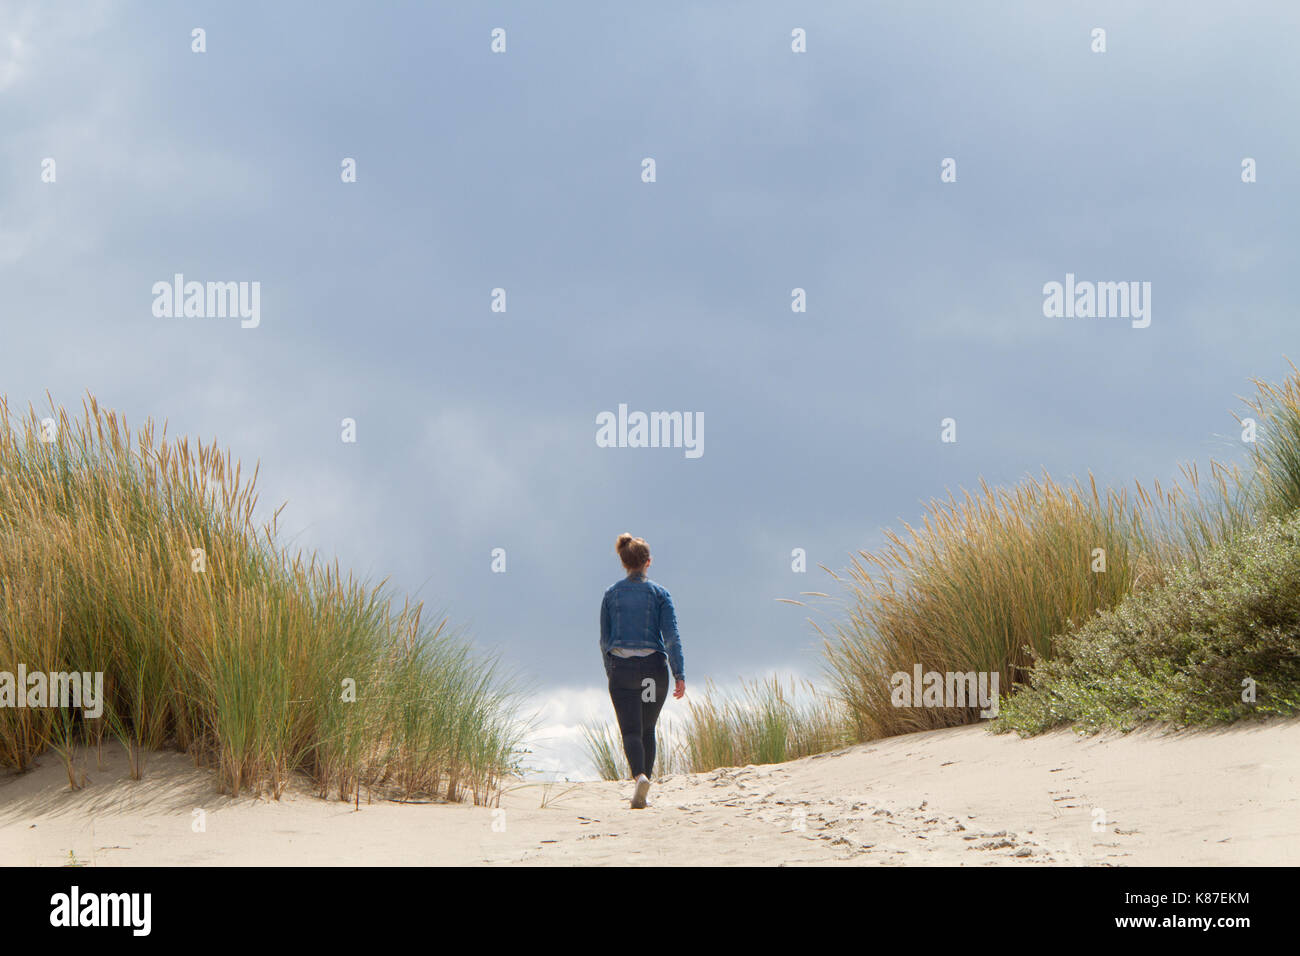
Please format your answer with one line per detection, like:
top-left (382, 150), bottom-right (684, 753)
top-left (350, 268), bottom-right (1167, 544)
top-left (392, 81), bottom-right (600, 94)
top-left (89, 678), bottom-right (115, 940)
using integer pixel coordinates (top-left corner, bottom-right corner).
top-left (3, 720), bottom-right (1297, 866)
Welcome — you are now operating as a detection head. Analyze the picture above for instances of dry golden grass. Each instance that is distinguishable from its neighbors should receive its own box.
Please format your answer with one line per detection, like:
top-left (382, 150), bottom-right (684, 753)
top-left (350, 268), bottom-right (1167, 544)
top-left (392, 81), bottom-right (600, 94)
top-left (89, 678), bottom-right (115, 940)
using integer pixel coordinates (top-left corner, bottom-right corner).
top-left (677, 677), bottom-right (853, 772)
top-left (0, 393), bottom-right (521, 803)
top-left (1243, 359), bottom-right (1300, 518)
top-left (583, 677), bottom-right (852, 779)
top-left (810, 464), bottom-right (1247, 742)
top-left (807, 365), bottom-right (1300, 743)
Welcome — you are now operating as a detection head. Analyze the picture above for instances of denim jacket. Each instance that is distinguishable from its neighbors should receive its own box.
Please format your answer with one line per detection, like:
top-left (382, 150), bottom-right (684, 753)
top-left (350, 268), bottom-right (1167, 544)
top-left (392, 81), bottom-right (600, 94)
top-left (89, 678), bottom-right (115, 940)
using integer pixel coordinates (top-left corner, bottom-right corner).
top-left (600, 574), bottom-right (686, 681)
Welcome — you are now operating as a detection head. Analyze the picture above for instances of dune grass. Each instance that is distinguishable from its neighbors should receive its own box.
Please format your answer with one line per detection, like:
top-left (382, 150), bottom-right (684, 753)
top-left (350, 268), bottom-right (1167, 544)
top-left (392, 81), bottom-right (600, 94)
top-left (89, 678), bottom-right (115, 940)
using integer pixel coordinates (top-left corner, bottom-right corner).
top-left (583, 676), bottom-right (852, 779)
top-left (816, 365), bottom-right (1300, 743)
top-left (677, 677), bottom-right (853, 772)
top-left (1243, 360), bottom-right (1300, 518)
top-left (814, 471), bottom-right (1236, 741)
top-left (0, 394), bottom-right (523, 803)
top-left (993, 362), bottom-right (1300, 734)
top-left (580, 719), bottom-right (680, 781)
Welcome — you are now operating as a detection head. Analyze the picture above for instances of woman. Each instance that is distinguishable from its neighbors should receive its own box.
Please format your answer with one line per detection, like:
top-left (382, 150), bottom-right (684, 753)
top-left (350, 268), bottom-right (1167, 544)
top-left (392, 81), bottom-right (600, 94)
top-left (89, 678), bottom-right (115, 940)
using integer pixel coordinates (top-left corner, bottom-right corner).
top-left (599, 533), bottom-right (686, 809)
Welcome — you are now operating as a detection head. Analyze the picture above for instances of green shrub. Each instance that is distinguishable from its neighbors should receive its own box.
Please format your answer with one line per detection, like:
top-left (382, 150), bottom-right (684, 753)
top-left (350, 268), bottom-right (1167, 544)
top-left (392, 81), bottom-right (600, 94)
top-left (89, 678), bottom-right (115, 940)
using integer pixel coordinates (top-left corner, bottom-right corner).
top-left (996, 512), bottom-right (1300, 734)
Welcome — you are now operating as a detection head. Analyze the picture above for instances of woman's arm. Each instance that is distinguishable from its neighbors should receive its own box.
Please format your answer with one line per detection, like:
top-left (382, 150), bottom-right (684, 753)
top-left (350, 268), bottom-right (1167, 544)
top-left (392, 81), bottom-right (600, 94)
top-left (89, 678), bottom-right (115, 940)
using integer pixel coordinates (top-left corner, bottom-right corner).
top-left (658, 588), bottom-right (686, 694)
top-left (600, 591), bottom-right (612, 654)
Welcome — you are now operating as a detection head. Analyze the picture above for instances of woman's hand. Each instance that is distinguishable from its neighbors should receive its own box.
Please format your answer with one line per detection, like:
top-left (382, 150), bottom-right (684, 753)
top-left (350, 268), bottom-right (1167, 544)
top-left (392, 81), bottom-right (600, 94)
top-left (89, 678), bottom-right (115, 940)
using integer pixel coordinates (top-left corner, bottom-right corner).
top-left (673, 679), bottom-right (686, 699)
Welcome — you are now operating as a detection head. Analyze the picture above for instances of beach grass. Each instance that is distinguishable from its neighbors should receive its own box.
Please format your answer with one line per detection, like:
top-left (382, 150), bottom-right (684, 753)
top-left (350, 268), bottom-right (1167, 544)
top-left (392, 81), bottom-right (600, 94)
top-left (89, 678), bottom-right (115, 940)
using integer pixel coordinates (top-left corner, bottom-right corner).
top-left (583, 676), bottom-right (852, 779)
top-left (818, 363), bottom-right (1300, 742)
top-left (580, 718), bottom-right (680, 781)
top-left (678, 676), bottom-right (854, 772)
top-left (1243, 360), bottom-right (1300, 518)
top-left (0, 393), bottom-right (523, 803)
top-left (995, 363), bottom-right (1300, 733)
top-left (816, 473), bottom-right (1199, 740)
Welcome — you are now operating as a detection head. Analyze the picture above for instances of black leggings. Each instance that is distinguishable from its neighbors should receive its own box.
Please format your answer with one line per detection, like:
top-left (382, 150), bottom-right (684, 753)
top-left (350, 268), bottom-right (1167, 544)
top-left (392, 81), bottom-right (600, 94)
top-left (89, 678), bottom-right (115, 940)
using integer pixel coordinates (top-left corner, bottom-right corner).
top-left (606, 653), bottom-right (670, 779)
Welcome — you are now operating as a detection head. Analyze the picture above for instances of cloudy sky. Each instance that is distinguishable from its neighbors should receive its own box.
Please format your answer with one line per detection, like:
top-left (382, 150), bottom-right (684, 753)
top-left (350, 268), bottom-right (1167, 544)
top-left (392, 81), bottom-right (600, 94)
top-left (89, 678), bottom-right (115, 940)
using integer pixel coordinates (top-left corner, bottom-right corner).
top-left (3, 1), bottom-right (1297, 777)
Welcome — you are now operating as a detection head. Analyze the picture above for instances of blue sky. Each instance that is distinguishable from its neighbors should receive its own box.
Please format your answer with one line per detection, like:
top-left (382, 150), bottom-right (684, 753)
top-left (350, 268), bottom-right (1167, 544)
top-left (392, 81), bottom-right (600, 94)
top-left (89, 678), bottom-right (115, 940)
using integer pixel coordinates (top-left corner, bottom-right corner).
top-left (3, 1), bottom-right (1298, 776)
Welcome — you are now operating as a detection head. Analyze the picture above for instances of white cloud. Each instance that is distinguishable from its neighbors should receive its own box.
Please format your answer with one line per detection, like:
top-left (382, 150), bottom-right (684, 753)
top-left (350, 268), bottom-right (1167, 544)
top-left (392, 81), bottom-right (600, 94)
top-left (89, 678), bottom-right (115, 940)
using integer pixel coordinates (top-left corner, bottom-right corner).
top-left (0, 1), bottom-right (114, 94)
top-left (517, 685), bottom-right (611, 781)
top-left (0, 7), bottom-right (33, 93)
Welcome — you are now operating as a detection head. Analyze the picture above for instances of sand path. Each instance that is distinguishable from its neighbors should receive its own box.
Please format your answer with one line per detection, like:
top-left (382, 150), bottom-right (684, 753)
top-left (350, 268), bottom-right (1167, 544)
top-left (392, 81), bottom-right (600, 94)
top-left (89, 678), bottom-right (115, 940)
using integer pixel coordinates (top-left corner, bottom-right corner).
top-left (3, 721), bottom-right (1297, 866)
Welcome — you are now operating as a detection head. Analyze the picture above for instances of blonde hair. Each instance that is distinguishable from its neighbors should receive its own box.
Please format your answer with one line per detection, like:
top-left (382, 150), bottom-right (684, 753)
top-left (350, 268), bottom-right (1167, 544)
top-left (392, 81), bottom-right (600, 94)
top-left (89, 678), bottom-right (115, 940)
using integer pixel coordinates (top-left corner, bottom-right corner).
top-left (615, 532), bottom-right (651, 573)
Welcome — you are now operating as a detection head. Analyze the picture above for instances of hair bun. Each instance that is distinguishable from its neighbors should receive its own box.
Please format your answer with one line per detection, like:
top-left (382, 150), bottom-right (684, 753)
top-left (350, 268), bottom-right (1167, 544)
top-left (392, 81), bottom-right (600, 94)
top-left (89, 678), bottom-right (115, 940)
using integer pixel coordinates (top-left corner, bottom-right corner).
top-left (615, 533), bottom-right (651, 571)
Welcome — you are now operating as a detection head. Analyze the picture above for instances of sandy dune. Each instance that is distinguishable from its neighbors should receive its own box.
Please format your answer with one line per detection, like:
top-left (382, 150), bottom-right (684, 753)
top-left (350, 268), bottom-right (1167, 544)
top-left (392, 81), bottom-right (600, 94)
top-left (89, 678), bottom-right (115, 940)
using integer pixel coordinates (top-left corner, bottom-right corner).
top-left (3, 720), bottom-right (1297, 866)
